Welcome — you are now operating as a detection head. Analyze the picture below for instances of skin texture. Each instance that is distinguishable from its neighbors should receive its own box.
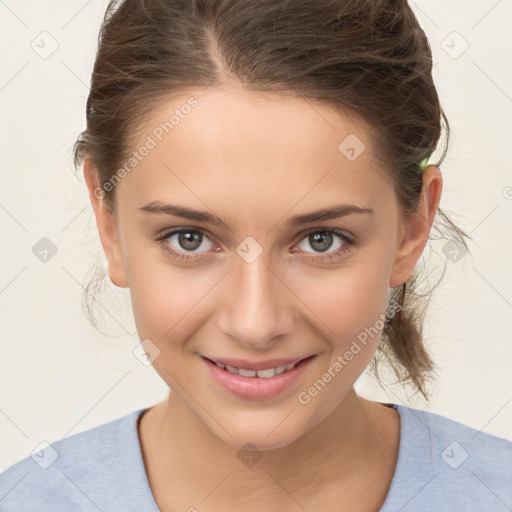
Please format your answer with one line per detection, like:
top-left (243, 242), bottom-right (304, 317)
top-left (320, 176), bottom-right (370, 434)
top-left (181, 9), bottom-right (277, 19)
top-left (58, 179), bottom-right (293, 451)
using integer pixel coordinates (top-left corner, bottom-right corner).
top-left (84, 84), bottom-right (442, 511)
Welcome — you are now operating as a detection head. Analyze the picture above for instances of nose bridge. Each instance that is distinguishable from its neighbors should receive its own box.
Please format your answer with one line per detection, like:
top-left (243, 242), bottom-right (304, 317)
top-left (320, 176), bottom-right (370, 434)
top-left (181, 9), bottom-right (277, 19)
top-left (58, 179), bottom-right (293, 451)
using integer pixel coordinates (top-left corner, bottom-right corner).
top-left (218, 252), bottom-right (294, 348)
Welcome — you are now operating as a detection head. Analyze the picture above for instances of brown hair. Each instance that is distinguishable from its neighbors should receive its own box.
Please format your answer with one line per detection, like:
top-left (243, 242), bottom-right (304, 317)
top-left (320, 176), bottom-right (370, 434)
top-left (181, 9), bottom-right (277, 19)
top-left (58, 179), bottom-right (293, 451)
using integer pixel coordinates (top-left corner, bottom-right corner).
top-left (73, 0), bottom-right (471, 400)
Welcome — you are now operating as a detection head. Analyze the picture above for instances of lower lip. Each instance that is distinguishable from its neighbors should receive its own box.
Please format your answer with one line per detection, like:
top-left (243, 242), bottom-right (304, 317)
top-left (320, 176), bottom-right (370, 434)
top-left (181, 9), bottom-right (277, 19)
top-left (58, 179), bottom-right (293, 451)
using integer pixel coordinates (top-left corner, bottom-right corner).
top-left (202, 355), bottom-right (316, 400)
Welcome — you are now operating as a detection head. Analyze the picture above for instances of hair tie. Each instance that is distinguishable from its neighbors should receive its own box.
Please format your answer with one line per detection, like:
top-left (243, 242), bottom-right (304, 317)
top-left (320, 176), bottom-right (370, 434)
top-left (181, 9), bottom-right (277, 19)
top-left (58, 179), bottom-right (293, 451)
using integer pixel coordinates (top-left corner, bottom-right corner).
top-left (418, 157), bottom-right (429, 173)
top-left (418, 157), bottom-right (430, 172)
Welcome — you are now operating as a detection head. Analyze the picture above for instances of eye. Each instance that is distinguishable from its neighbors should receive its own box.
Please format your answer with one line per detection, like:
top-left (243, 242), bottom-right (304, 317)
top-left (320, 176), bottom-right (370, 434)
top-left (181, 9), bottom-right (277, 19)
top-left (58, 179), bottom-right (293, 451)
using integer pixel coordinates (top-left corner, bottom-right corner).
top-left (294, 229), bottom-right (355, 262)
top-left (156, 228), bottom-right (218, 261)
top-left (156, 227), bottom-right (355, 263)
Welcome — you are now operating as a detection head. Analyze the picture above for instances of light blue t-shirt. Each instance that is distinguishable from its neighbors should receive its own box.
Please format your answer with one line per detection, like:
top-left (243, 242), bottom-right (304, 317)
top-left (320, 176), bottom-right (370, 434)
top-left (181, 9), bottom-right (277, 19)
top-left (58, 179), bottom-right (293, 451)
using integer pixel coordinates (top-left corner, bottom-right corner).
top-left (1, 403), bottom-right (511, 511)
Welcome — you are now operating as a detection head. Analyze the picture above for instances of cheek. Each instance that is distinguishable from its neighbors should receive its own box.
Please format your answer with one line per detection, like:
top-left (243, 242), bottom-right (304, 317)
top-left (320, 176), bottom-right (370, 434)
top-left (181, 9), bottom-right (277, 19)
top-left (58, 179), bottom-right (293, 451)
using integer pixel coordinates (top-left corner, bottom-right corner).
top-left (289, 265), bottom-right (390, 408)
top-left (289, 260), bottom-right (389, 339)
top-left (127, 258), bottom-right (223, 342)
top-left (127, 267), bottom-right (218, 385)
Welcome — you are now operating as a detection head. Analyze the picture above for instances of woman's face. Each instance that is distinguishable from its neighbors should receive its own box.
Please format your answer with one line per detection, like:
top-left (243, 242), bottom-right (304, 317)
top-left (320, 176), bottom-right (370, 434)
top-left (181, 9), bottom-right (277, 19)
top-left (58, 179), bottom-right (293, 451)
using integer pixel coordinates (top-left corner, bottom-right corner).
top-left (88, 86), bottom-right (433, 450)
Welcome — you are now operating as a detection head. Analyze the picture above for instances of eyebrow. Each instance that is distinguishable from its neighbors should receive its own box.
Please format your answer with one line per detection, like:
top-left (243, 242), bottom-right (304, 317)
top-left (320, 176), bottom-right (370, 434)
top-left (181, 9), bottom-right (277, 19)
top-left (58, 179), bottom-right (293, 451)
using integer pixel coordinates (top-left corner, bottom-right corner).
top-left (138, 200), bottom-right (373, 228)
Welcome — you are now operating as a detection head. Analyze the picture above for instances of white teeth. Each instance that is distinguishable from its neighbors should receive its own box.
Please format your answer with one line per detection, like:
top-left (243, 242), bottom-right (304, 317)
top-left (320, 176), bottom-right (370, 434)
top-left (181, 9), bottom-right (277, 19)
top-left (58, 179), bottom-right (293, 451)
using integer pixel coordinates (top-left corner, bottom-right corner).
top-left (214, 359), bottom-right (303, 378)
top-left (238, 368), bottom-right (257, 377)
top-left (256, 368), bottom-right (276, 378)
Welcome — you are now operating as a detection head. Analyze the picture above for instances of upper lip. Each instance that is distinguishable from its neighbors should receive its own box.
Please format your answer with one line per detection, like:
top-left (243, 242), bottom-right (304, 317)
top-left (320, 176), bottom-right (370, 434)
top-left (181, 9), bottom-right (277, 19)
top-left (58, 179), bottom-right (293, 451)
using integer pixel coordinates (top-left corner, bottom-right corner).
top-left (202, 355), bottom-right (315, 371)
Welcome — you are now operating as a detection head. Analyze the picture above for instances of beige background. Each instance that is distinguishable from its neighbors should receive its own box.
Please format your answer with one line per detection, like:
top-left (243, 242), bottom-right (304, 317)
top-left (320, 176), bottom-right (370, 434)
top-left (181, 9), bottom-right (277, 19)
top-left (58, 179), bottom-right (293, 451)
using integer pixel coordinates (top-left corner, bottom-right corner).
top-left (1, 0), bottom-right (511, 471)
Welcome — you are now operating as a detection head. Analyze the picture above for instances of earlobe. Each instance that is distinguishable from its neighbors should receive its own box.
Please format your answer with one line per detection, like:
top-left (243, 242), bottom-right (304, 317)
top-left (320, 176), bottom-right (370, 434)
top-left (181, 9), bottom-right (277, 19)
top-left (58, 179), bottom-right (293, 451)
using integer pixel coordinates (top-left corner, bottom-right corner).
top-left (83, 157), bottom-right (129, 289)
top-left (389, 165), bottom-right (443, 288)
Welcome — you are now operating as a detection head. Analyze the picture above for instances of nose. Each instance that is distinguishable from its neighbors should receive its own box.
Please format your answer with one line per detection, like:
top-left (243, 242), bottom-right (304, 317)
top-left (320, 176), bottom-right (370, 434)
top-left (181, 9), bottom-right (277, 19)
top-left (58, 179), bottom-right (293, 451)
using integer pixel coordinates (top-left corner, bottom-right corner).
top-left (217, 254), bottom-right (295, 349)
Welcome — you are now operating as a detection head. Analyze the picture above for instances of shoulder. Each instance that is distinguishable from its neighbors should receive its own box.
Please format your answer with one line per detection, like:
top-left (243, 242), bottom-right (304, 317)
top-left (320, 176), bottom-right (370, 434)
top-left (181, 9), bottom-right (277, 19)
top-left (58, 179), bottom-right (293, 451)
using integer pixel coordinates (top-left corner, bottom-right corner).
top-left (406, 404), bottom-right (512, 475)
top-left (381, 403), bottom-right (512, 512)
top-left (0, 408), bottom-right (155, 512)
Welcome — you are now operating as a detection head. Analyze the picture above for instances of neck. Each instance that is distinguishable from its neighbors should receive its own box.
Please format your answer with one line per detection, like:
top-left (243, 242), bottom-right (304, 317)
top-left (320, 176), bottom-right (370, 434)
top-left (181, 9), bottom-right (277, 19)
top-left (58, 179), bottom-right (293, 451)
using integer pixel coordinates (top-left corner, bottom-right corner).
top-left (137, 388), bottom-right (393, 510)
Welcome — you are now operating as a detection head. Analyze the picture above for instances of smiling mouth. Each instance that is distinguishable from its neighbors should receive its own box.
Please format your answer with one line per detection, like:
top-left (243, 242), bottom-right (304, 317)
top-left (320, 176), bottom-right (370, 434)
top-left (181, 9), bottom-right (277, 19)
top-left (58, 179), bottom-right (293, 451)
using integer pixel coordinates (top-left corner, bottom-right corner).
top-left (203, 355), bottom-right (316, 379)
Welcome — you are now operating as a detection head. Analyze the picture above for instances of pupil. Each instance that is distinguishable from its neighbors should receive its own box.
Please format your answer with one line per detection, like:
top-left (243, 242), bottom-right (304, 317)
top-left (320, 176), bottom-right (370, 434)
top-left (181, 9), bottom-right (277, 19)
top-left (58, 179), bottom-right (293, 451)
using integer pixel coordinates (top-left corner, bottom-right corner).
top-left (179, 231), bottom-right (201, 250)
top-left (310, 232), bottom-right (332, 252)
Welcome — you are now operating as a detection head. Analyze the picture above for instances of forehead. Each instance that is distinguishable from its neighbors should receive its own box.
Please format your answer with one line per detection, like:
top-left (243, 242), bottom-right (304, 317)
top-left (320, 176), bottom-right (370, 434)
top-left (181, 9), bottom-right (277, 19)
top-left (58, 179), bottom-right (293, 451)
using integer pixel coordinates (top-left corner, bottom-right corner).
top-left (138, 86), bottom-right (375, 160)
top-left (118, 86), bottom-right (396, 221)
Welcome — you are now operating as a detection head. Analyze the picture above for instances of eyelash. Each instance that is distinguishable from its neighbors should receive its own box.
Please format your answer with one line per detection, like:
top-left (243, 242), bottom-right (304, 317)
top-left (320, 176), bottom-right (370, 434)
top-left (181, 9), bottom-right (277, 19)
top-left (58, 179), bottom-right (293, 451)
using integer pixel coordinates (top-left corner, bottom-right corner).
top-left (155, 227), bottom-right (356, 263)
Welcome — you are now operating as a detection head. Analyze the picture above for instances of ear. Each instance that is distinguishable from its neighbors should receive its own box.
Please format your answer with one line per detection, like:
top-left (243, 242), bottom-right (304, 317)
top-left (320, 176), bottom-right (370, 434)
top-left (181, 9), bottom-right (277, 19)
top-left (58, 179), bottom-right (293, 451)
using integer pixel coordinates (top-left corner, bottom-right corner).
top-left (83, 157), bottom-right (129, 288)
top-left (389, 165), bottom-right (443, 288)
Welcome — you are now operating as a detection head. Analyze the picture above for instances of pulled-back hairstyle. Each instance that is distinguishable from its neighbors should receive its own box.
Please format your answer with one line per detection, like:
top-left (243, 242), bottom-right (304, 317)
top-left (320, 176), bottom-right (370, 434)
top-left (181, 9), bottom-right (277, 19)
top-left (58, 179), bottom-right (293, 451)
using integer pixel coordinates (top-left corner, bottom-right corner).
top-left (73, 0), bottom-right (470, 400)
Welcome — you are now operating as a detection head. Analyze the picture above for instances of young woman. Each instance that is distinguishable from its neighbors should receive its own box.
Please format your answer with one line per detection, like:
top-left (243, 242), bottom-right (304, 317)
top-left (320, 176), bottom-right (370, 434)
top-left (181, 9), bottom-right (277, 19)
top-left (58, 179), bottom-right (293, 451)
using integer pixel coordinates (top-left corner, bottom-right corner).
top-left (1, 0), bottom-right (511, 511)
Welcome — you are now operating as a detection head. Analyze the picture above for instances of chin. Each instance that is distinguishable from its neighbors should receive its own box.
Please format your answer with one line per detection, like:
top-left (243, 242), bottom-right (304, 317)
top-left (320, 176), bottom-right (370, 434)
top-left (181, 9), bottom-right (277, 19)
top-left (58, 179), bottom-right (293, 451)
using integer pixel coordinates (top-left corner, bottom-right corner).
top-left (206, 410), bottom-right (312, 452)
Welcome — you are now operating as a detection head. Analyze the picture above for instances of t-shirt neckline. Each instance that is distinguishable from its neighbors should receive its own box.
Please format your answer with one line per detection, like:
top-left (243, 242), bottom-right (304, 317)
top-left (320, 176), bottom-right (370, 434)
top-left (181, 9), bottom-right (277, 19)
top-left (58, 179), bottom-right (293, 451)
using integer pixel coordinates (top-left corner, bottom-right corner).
top-left (120, 402), bottom-right (414, 511)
